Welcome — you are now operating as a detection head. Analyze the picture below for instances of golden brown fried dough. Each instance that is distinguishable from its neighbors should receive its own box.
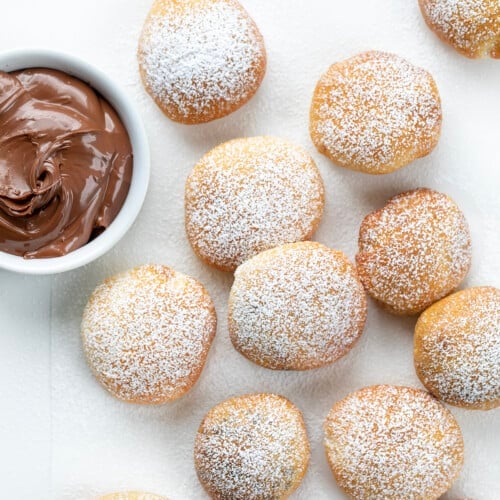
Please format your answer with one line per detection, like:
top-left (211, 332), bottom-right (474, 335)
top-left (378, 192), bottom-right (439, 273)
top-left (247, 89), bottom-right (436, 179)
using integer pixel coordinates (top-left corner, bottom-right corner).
top-left (81, 265), bottom-right (216, 404)
top-left (229, 242), bottom-right (367, 370)
top-left (138, 0), bottom-right (266, 123)
top-left (415, 286), bottom-right (500, 410)
top-left (185, 137), bottom-right (325, 272)
top-left (356, 188), bottom-right (472, 315)
top-left (310, 51), bottom-right (441, 174)
top-left (324, 385), bottom-right (464, 499)
top-left (195, 393), bottom-right (310, 499)
top-left (419, 0), bottom-right (500, 58)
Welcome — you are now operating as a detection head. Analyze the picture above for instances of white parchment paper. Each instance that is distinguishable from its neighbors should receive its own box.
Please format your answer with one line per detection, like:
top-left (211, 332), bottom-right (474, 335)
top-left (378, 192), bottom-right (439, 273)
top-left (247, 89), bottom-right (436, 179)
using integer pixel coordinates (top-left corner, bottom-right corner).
top-left (0, 1), bottom-right (499, 498)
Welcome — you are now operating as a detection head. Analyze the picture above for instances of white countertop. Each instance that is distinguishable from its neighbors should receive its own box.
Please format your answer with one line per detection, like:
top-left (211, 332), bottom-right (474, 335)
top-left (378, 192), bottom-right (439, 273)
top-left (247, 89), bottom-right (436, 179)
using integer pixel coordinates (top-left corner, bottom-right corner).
top-left (1, 1), bottom-right (499, 499)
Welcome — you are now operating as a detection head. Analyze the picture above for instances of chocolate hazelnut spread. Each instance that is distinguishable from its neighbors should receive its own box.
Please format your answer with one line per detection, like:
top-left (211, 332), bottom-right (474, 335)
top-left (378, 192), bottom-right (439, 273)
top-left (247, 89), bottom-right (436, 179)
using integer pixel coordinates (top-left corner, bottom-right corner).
top-left (0, 68), bottom-right (133, 258)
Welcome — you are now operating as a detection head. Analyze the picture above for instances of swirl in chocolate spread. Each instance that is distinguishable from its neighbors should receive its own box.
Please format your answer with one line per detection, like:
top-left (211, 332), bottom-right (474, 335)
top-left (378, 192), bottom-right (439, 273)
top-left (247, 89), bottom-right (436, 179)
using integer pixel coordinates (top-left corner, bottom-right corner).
top-left (0, 68), bottom-right (133, 258)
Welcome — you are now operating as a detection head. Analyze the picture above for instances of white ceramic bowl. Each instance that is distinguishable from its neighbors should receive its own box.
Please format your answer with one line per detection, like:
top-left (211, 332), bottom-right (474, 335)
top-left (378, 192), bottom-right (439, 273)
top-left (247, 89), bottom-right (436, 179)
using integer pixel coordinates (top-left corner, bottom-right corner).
top-left (0, 49), bottom-right (150, 274)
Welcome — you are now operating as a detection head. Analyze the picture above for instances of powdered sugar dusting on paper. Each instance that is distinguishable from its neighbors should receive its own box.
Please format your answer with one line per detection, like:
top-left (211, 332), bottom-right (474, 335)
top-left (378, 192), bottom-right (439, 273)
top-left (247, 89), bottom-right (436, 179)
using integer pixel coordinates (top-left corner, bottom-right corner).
top-left (229, 242), bottom-right (367, 370)
top-left (185, 137), bottom-right (324, 271)
top-left (311, 51), bottom-right (441, 173)
top-left (101, 493), bottom-right (167, 500)
top-left (416, 287), bottom-right (500, 408)
top-left (195, 393), bottom-right (309, 499)
top-left (138, 0), bottom-right (265, 119)
top-left (420, 0), bottom-right (500, 57)
top-left (356, 188), bottom-right (472, 315)
top-left (324, 385), bottom-right (464, 499)
top-left (81, 265), bottom-right (216, 403)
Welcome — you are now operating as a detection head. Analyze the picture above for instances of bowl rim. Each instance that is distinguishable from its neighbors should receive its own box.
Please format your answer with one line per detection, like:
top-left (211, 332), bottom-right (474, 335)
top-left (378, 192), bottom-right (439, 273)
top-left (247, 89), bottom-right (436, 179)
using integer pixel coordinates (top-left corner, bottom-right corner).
top-left (0, 48), bottom-right (150, 274)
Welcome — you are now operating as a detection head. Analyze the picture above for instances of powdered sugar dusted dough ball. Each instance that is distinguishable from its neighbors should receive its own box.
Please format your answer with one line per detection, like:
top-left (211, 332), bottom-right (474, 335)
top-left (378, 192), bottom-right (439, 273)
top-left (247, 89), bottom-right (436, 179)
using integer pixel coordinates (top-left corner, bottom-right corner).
top-left (324, 385), bottom-right (464, 499)
top-left (310, 51), bottom-right (442, 174)
top-left (415, 286), bottom-right (500, 410)
top-left (229, 242), bottom-right (367, 370)
top-left (138, 0), bottom-right (266, 124)
top-left (195, 393), bottom-right (310, 499)
top-left (185, 136), bottom-right (325, 272)
top-left (356, 188), bottom-right (472, 315)
top-left (419, 0), bottom-right (500, 58)
top-left (81, 265), bottom-right (216, 404)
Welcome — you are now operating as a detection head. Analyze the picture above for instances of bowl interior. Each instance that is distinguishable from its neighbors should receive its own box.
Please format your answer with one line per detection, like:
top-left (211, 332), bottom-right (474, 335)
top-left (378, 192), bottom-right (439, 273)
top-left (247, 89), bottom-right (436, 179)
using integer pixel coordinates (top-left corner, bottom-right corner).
top-left (0, 49), bottom-right (150, 274)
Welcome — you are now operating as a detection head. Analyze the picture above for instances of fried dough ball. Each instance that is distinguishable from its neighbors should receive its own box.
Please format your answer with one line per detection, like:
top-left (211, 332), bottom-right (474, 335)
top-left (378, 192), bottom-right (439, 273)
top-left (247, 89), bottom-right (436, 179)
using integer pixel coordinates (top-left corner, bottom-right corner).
top-left (229, 242), bottom-right (367, 370)
top-left (310, 51), bottom-right (441, 174)
top-left (194, 393), bottom-right (310, 499)
top-left (138, 0), bottom-right (266, 123)
top-left (185, 136), bottom-right (324, 272)
top-left (419, 0), bottom-right (500, 58)
top-left (81, 264), bottom-right (216, 404)
top-left (415, 286), bottom-right (500, 410)
top-left (356, 188), bottom-right (472, 315)
top-left (324, 385), bottom-right (464, 499)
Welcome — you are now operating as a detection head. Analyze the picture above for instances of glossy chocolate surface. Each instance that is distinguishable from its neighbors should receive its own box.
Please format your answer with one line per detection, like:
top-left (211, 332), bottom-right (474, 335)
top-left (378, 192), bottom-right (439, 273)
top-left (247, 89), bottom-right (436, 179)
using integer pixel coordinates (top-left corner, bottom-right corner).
top-left (0, 68), bottom-right (133, 258)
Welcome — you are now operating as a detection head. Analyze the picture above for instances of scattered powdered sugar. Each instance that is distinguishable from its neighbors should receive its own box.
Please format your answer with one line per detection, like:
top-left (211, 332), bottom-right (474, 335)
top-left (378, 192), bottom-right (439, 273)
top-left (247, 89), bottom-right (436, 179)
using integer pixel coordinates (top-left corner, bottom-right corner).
top-left (420, 0), bottom-right (500, 57)
top-left (194, 393), bottom-right (309, 499)
top-left (185, 137), bottom-right (325, 271)
top-left (100, 493), bottom-right (167, 500)
top-left (81, 265), bottom-right (216, 404)
top-left (229, 242), bottom-right (367, 370)
top-left (324, 385), bottom-right (464, 499)
top-left (356, 188), bottom-right (472, 315)
top-left (310, 51), bottom-right (441, 173)
top-left (415, 286), bottom-right (500, 409)
top-left (138, 0), bottom-right (265, 120)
